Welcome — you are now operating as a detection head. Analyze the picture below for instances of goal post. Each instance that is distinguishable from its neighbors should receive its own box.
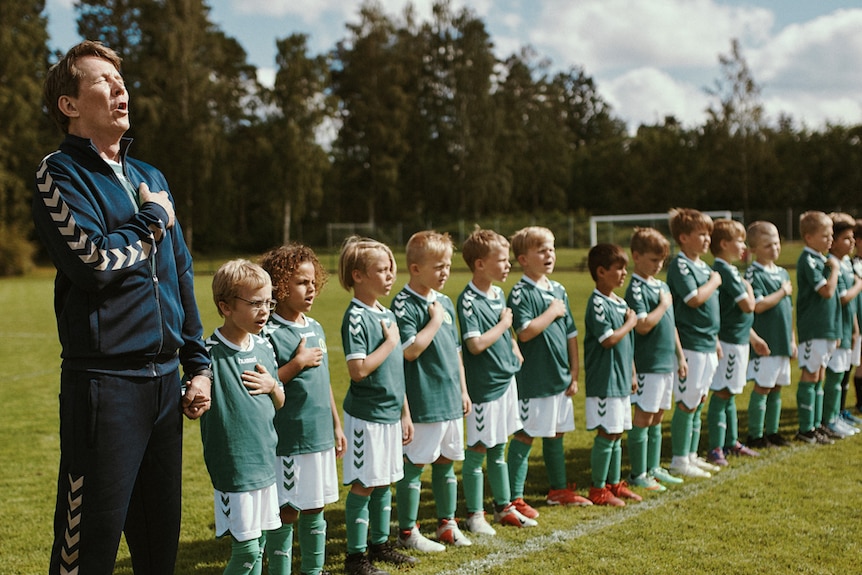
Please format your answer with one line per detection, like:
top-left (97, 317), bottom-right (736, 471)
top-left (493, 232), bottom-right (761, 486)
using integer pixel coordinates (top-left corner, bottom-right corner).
top-left (589, 211), bottom-right (741, 247)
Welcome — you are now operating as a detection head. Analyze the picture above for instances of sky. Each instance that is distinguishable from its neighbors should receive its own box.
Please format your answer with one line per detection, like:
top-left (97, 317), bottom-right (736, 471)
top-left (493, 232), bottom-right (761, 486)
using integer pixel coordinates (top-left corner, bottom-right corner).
top-left (44, 0), bottom-right (862, 132)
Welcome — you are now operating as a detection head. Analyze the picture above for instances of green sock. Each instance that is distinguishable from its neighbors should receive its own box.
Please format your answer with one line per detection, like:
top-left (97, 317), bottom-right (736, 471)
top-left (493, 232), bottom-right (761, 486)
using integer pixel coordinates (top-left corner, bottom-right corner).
top-left (298, 511), bottom-right (326, 575)
top-left (396, 460), bottom-right (423, 530)
top-left (823, 369), bottom-right (844, 425)
top-left (689, 403), bottom-right (704, 455)
top-left (608, 438), bottom-right (622, 485)
top-left (765, 390), bottom-right (782, 435)
top-left (369, 487), bottom-right (391, 546)
top-left (431, 462), bottom-right (456, 519)
top-left (487, 443), bottom-right (511, 505)
top-left (265, 523), bottom-right (293, 575)
top-left (543, 436), bottom-right (567, 491)
top-left (724, 396), bottom-right (738, 448)
top-left (627, 425), bottom-right (648, 478)
top-left (507, 438), bottom-right (532, 498)
top-left (590, 435), bottom-right (614, 488)
top-left (671, 405), bottom-right (693, 457)
top-left (345, 491), bottom-right (370, 554)
top-left (707, 394), bottom-right (728, 450)
top-left (797, 381), bottom-right (816, 432)
top-left (814, 380), bottom-right (824, 427)
top-left (747, 391), bottom-right (768, 439)
top-left (647, 423), bottom-right (663, 471)
top-left (462, 449), bottom-right (486, 514)
top-left (225, 535), bottom-right (264, 575)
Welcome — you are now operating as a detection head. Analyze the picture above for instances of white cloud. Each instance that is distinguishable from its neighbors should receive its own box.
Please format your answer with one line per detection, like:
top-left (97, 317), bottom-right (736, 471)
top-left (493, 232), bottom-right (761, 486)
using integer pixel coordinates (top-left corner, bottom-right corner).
top-left (602, 67), bottom-right (710, 130)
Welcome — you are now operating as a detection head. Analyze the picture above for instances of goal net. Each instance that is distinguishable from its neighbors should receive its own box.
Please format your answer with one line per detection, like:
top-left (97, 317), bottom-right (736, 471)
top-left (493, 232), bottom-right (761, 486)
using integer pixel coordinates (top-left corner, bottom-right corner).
top-left (589, 211), bottom-right (741, 247)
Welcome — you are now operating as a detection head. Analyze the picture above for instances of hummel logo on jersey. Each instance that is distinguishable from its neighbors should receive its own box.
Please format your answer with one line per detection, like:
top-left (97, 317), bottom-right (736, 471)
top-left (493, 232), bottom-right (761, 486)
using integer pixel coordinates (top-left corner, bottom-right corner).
top-left (393, 295), bottom-right (406, 318)
top-left (593, 300), bottom-right (606, 321)
top-left (677, 259), bottom-right (690, 275)
top-left (510, 284), bottom-right (523, 305)
top-left (807, 254), bottom-right (817, 269)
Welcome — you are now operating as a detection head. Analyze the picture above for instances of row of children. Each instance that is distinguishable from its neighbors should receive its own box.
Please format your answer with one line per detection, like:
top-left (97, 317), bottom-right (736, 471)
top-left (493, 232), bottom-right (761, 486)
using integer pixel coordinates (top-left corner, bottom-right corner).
top-left (197, 207), bottom-right (862, 575)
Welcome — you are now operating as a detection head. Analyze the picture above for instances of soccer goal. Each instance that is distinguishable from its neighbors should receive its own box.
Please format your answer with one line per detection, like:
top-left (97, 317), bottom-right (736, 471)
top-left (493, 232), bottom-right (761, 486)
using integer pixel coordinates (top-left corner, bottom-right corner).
top-left (589, 211), bottom-right (742, 247)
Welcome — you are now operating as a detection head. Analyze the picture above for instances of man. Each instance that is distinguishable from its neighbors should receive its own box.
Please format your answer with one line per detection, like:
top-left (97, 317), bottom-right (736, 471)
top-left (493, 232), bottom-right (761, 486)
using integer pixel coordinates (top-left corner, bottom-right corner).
top-left (32, 40), bottom-right (212, 575)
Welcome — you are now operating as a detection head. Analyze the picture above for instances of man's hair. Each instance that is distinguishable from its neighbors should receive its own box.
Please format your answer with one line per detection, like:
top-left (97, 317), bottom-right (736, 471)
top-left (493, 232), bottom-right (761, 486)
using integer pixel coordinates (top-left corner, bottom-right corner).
top-left (406, 230), bottom-right (454, 266)
top-left (588, 243), bottom-right (629, 281)
top-left (668, 208), bottom-right (714, 242)
top-left (337, 236), bottom-right (395, 290)
top-left (710, 219), bottom-right (746, 256)
top-left (829, 212), bottom-right (855, 238)
top-left (44, 40), bottom-right (123, 133)
top-left (461, 227), bottom-right (509, 272)
top-left (799, 211), bottom-right (832, 238)
top-left (212, 259), bottom-right (271, 317)
top-left (510, 226), bottom-right (554, 258)
top-left (630, 227), bottom-right (669, 258)
top-left (259, 243), bottom-right (328, 304)
top-left (746, 221), bottom-right (779, 249)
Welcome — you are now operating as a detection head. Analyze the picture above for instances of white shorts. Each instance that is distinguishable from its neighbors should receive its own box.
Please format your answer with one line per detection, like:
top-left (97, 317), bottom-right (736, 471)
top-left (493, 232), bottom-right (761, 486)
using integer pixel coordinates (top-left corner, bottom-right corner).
top-left (518, 390), bottom-right (576, 437)
top-left (853, 336), bottom-right (861, 367)
top-left (403, 419), bottom-right (465, 464)
top-left (585, 396), bottom-right (632, 434)
top-left (675, 349), bottom-right (718, 409)
top-left (214, 483), bottom-right (281, 542)
top-left (747, 356), bottom-right (791, 389)
top-left (342, 414), bottom-right (404, 488)
top-left (798, 339), bottom-right (837, 374)
top-left (827, 347), bottom-right (852, 373)
top-left (710, 342), bottom-right (750, 394)
top-left (632, 372), bottom-right (674, 412)
top-left (276, 448), bottom-right (340, 511)
top-left (466, 377), bottom-right (522, 448)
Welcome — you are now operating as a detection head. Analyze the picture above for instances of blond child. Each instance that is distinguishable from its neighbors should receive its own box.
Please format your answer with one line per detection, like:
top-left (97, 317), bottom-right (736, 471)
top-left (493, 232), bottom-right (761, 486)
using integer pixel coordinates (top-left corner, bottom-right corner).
top-left (507, 226), bottom-right (591, 512)
top-left (744, 221), bottom-right (796, 448)
top-left (338, 237), bottom-right (416, 575)
top-left (665, 208), bottom-right (722, 478)
top-left (624, 228), bottom-right (687, 490)
top-left (260, 245), bottom-right (348, 575)
top-left (393, 231), bottom-right (473, 551)
top-left (200, 260), bottom-right (285, 575)
top-left (457, 229), bottom-right (536, 533)
top-left (583, 244), bottom-right (640, 506)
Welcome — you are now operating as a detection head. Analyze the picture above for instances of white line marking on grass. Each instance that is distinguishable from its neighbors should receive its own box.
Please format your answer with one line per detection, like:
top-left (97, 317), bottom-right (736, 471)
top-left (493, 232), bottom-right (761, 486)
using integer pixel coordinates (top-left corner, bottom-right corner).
top-left (440, 446), bottom-right (805, 575)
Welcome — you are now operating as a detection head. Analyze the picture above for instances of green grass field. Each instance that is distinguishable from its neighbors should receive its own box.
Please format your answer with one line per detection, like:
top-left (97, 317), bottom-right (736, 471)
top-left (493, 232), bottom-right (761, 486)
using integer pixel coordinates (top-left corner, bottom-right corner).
top-left (2, 248), bottom-right (861, 574)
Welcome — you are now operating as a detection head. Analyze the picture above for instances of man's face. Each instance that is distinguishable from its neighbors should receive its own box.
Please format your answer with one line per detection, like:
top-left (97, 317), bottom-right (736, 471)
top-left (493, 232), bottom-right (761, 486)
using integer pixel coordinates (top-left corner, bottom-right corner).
top-left (62, 56), bottom-right (129, 140)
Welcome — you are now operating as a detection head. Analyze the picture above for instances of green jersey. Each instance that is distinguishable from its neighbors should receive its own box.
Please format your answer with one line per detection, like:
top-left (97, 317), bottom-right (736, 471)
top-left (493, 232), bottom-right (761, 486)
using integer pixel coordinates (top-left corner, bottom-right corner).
top-left (584, 290), bottom-right (634, 398)
top-left (744, 262), bottom-right (793, 358)
top-left (854, 256), bottom-right (862, 329)
top-left (392, 286), bottom-right (463, 423)
top-left (836, 256), bottom-right (856, 349)
top-left (625, 274), bottom-right (676, 374)
top-left (508, 276), bottom-right (578, 399)
top-left (265, 313), bottom-right (334, 456)
top-left (796, 248), bottom-right (840, 342)
top-left (713, 258), bottom-right (754, 345)
top-left (457, 282), bottom-right (521, 404)
top-left (201, 330), bottom-right (279, 493)
top-left (666, 253), bottom-right (720, 352)
top-left (341, 299), bottom-right (405, 424)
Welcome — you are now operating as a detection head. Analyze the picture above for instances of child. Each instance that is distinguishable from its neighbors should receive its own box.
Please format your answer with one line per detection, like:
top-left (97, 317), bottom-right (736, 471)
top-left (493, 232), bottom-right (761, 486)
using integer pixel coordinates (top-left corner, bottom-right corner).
top-left (456, 228), bottom-right (537, 534)
top-left (744, 221), bottom-right (796, 448)
top-left (795, 211), bottom-right (841, 445)
top-left (583, 244), bottom-right (640, 506)
top-left (506, 226), bottom-right (591, 511)
top-left (624, 228), bottom-right (687, 491)
top-left (200, 260), bottom-right (285, 575)
top-left (705, 220), bottom-right (767, 466)
top-left (665, 208), bottom-right (722, 478)
top-left (822, 213), bottom-right (862, 438)
top-left (338, 237), bottom-right (416, 575)
top-left (260, 245), bottom-right (348, 575)
top-left (850, 219), bottom-right (862, 419)
top-left (392, 231), bottom-right (473, 551)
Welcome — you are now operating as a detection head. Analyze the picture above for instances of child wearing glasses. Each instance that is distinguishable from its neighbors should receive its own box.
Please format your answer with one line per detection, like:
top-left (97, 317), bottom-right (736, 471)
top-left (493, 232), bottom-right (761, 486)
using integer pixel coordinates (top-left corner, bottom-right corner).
top-left (200, 259), bottom-right (285, 575)
top-left (338, 237), bottom-right (417, 575)
top-left (260, 244), bottom-right (348, 575)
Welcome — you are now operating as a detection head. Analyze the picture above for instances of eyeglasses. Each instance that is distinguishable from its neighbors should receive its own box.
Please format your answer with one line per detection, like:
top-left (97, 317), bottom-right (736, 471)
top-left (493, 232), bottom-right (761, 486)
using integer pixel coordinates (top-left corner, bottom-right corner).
top-left (234, 296), bottom-right (277, 311)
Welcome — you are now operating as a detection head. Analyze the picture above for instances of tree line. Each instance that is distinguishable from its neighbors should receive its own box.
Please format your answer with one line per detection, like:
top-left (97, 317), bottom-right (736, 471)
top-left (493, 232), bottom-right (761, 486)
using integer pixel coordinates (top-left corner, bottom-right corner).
top-left (2, 0), bottom-right (861, 274)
